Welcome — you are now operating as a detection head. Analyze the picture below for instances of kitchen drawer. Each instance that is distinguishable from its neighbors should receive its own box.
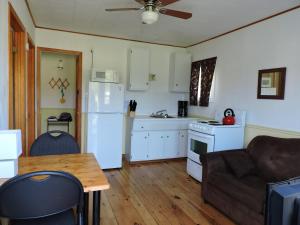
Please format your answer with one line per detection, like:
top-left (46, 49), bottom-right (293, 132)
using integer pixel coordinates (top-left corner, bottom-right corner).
top-left (132, 119), bottom-right (191, 131)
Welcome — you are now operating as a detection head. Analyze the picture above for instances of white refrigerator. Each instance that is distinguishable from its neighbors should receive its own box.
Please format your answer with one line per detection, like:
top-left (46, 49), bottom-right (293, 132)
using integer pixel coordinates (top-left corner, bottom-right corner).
top-left (87, 82), bottom-right (124, 169)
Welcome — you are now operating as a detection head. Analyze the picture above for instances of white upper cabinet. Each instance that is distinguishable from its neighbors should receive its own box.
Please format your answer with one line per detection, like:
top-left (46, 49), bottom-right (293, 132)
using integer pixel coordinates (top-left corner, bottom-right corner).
top-left (169, 52), bottom-right (192, 93)
top-left (128, 48), bottom-right (150, 91)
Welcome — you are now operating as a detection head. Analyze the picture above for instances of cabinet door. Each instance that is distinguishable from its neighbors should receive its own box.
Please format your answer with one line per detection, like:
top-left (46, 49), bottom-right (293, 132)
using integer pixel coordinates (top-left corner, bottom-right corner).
top-left (164, 131), bottom-right (179, 158)
top-left (178, 130), bottom-right (188, 157)
top-left (170, 53), bottom-right (191, 92)
top-left (148, 131), bottom-right (164, 160)
top-left (131, 132), bottom-right (148, 161)
top-left (128, 48), bottom-right (150, 91)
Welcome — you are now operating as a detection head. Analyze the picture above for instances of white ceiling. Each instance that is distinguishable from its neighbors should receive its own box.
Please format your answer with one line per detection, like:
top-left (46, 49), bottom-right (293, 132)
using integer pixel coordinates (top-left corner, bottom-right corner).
top-left (27, 0), bottom-right (300, 47)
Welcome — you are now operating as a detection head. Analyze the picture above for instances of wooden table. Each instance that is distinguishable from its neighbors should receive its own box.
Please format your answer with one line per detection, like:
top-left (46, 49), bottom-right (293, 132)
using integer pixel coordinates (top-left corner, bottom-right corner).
top-left (0, 153), bottom-right (109, 225)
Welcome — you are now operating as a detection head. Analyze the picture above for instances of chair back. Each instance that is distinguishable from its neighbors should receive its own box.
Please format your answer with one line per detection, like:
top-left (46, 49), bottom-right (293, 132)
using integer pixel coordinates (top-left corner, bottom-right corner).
top-left (30, 130), bottom-right (80, 156)
top-left (0, 171), bottom-right (84, 220)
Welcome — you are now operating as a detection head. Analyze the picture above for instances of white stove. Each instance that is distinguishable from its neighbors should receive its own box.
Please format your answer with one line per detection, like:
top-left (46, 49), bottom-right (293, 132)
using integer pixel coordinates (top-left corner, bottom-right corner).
top-left (187, 110), bottom-right (246, 182)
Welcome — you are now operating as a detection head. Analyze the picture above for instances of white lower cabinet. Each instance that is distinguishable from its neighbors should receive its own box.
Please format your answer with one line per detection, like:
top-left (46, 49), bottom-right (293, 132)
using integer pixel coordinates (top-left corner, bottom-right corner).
top-left (148, 131), bottom-right (164, 160)
top-left (178, 130), bottom-right (188, 157)
top-left (130, 129), bottom-right (188, 162)
top-left (131, 132), bottom-right (148, 161)
top-left (163, 131), bottom-right (179, 158)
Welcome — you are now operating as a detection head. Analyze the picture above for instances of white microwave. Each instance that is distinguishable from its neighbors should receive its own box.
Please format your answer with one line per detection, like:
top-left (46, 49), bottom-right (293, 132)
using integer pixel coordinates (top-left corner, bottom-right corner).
top-left (91, 69), bottom-right (119, 83)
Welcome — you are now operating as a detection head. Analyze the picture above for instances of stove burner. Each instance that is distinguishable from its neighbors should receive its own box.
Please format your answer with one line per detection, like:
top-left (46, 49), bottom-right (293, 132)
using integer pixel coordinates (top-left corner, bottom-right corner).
top-left (198, 120), bottom-right (222, 125)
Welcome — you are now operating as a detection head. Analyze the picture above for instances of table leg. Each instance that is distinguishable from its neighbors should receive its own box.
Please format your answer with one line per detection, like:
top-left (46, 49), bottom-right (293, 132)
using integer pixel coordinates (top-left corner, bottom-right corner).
top-left (93, 191), bottom-right (101, 225)
top-left (84, 193), bottom-right (89, 225)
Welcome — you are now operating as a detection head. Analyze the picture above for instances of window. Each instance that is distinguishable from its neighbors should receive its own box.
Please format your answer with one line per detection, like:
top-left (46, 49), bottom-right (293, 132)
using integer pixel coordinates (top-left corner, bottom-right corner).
top-left (197, 66), bottom-right (215, 103)
top-left (190, 57), bottom-right (217, 107)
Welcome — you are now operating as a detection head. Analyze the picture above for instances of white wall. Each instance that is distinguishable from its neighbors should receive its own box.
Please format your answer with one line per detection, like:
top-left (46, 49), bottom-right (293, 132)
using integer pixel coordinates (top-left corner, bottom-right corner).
top-left (0, 0), bottom-right (35, 129)
top-left (41, 53), bottom-right (76, 109)
top-left (188, 8), bottom-right (300, 132)
top-left (36, 28), bottom-right (188, 115)
top-left (9, 0), bottom-right (35, 39)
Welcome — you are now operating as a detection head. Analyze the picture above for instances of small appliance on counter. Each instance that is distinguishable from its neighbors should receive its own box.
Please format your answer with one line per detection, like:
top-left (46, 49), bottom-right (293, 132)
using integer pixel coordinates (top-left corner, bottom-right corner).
top-left (178, 101), bottom-right (188, 117)
top-left (223, 108), bottom-right (235, 125)
top-left (90, 68), bottom-right (119, 83)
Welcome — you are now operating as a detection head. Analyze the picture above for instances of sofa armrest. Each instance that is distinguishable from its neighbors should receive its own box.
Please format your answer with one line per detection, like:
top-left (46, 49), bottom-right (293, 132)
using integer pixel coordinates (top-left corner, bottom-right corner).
top-left (201, 149), bottom-right (246, 199)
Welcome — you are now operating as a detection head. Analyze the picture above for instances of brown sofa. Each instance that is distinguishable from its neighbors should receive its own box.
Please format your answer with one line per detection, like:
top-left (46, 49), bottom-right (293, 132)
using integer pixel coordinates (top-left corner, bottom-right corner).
top-left (201, 135), bottom-right (300, 225)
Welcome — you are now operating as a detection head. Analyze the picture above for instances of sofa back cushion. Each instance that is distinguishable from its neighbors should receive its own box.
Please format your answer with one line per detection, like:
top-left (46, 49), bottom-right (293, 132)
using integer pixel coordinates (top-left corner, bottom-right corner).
top-left (247, 136), bottom-right (300, 182)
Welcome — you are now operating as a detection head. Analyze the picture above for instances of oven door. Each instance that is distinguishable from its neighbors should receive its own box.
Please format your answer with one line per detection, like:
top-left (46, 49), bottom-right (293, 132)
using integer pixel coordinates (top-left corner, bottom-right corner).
top-left (188, 130), bottom-right (215, 164)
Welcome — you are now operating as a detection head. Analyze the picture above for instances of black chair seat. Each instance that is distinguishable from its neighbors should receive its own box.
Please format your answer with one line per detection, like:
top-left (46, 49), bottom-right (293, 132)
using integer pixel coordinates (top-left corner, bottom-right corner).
top-left (11, 209), bottom-right (75, 225)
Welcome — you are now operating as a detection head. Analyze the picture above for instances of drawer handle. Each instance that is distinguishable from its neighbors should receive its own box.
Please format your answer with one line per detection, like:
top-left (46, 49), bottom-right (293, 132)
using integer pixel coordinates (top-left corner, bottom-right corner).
top-left (141, 126), bottom-right (144, 128)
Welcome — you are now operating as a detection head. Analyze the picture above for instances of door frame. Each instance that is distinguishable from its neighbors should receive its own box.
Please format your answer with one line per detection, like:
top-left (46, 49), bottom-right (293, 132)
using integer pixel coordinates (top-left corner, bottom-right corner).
top-left (36, 47), bottom-right (82, 148)
top-left (8, 3), bottom-right (27, 155)
top-left (26, 34), bottom-right (35, 153)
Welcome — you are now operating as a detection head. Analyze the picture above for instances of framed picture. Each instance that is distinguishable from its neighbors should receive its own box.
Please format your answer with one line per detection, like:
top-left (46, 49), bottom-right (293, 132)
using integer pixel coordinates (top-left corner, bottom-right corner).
top-left (257, 67), bottom-right (286, 100)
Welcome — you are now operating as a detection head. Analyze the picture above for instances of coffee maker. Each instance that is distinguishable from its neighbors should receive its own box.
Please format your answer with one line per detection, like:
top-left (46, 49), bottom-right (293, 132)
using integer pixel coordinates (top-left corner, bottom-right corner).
top-left (178, 101), bottom-right (188, 117)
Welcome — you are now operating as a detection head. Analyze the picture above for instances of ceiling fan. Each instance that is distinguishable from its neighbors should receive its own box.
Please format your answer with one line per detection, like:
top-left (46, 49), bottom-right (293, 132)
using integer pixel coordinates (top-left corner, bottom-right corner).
top-left (105, 0), bottom-right (192, 25)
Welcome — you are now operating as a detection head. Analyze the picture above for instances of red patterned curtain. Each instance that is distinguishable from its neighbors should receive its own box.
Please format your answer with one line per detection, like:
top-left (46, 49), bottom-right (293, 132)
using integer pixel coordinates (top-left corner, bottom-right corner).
top-left (189, 57), bottom-right (217, 107)
top-left (189, 61), bottom-right (201, 106)
top-left (199, 57), bottom-right (217, 106)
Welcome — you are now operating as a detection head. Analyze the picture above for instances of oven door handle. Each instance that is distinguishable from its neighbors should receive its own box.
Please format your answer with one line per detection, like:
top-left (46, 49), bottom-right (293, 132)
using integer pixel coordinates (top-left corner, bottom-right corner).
top-left (188, 130), bottom-right (214, 140)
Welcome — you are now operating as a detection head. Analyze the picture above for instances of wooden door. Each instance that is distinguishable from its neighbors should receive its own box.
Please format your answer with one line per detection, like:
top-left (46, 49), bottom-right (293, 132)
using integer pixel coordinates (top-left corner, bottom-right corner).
top-left (26, 36), bottom-right (35, 153)
top-left (9, 4), bottom-right (27, 155)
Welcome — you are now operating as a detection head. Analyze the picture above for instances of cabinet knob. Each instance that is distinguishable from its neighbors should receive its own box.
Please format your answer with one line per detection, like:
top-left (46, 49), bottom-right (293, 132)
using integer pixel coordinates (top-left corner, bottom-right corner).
top-left (161, 136), bottom-right (163, 138)
top-left (141, 126), bottom-right (144, 128)
top-left (176, 84), bottom-right (178, 86)
top-left (167, 136), bottom-right (169, 138)
top-left (146, 82), bottom-right (149, 85)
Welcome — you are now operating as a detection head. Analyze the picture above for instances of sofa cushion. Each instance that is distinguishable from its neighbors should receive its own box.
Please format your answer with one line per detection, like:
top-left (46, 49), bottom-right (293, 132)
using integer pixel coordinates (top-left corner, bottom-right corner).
top-left (208, 171), bottom-right (266, 214)
top-left (247, 136), bottom-right (300, 182)
top-left (223, 151), bottom-right (257, 178)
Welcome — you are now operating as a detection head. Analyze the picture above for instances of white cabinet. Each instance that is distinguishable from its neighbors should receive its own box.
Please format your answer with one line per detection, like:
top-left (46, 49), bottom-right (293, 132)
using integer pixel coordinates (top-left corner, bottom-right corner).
top-left (178, 130), bottom-right (188, 157)
top-left (163, 131), bottom-right (179, 158)
top-left (131, 132), bottom-right (148, 161)
top-left (128, 118), bottom-right (193, 162)
top-left (128, 48), bottom-right (150, 91)
top-left (148, 131), bottom-right (164, 160)
top-left (169, 52), bottom-right (192, 93)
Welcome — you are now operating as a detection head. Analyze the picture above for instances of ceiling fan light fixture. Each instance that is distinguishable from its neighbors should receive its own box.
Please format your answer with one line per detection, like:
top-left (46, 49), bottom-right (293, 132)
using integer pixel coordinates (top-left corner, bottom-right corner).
top-left (142, 10), bottom-right (159, 24)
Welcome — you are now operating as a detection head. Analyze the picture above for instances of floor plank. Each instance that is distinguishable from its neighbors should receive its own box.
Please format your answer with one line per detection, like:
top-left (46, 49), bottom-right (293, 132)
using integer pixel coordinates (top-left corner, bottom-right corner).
top-left (95, 160), bottom-right (236, 225)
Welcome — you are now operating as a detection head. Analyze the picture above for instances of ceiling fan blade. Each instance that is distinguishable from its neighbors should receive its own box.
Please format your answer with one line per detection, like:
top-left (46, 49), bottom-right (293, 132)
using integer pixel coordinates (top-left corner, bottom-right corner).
top-left (105, 8), bottom-right (141, 12)
top-left (159, 8), bottom-right (192, 19)
top-left (159, 0), bottom-right (179, 7)
top-left (135, 0), bottom-right (145, 5)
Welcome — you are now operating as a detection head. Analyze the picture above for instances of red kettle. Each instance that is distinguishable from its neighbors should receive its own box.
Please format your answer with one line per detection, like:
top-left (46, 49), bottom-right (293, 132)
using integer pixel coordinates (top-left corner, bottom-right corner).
top-left (223, 108), bottom-right (235, 125)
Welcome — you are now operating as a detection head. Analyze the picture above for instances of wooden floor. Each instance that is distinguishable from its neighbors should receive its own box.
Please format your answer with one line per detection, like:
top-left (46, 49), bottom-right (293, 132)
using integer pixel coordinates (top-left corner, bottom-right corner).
top-left (94, 160), bottom-right (236, 225)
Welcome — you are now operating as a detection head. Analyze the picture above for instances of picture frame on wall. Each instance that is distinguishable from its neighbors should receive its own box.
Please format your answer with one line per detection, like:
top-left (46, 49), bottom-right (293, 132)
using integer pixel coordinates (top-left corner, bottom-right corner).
top-left (257, 67), bottom-right (286, 100)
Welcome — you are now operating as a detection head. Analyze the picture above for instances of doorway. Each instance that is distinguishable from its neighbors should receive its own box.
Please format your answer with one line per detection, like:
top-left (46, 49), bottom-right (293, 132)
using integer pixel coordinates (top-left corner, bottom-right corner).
top-left (37, 48), bottom-right (82, 148)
